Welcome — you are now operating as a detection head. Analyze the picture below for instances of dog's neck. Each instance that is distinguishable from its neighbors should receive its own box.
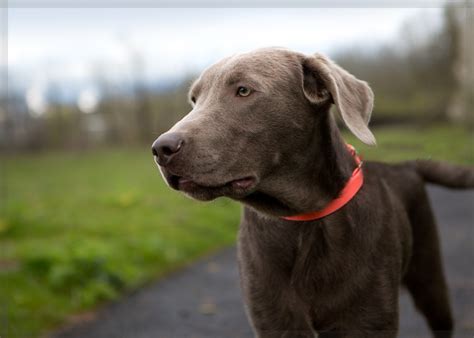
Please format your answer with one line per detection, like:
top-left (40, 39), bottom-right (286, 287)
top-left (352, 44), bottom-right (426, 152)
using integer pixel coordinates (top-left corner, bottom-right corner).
top-left (241, 111), bottom-right (357, 218)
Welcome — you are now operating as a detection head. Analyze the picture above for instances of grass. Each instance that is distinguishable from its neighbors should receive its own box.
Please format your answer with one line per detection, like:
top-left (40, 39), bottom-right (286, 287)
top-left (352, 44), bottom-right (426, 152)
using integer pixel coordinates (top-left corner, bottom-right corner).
top-left (0, 124), bottom-right (472, 338)
top-left (0, 148), bottom-right (240, 337)
top-left (343, 124), bottom-right (474, 165)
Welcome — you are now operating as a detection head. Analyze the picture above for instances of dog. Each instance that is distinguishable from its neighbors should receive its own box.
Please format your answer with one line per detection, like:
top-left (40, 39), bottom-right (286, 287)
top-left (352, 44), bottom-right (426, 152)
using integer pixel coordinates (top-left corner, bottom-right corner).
top-left (152, 47), bottom-right (474, 338)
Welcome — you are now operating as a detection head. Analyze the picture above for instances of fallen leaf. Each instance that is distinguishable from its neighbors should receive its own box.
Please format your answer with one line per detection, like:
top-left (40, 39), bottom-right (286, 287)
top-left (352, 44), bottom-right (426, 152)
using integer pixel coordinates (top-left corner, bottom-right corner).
top-left (207, 262), bottom-right (220, 273)
top-left (198, 299), bottom-right (217, 315)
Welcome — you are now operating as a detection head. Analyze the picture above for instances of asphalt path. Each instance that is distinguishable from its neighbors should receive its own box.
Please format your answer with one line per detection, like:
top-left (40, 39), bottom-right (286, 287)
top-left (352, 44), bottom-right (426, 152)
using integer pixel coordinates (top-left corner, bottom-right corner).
top-left (52, 185), bottom-right (474, 338)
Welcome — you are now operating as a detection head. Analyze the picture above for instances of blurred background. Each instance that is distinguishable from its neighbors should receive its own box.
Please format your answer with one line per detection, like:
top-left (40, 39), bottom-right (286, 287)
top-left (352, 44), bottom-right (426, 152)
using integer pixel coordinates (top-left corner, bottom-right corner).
top-left (1, 3), bottom-right (473, 338)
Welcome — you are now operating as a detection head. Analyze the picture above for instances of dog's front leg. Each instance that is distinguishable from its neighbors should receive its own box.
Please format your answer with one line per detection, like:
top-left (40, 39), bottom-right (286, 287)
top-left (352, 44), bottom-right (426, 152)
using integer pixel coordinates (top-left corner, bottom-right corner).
top-left (240, 277), bottom-right (314, 338)
top-left (318, 329), bottom-right (397, 338)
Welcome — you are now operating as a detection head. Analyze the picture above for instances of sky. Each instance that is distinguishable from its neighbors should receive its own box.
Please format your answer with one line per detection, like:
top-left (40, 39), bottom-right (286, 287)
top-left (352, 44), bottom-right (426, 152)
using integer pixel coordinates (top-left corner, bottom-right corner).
top-left (6, 7), bottom-right (443, 113)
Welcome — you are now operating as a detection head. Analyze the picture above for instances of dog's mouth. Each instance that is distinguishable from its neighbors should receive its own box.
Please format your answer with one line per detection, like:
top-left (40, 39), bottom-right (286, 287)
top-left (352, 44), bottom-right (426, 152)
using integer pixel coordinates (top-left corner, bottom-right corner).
top-left (159, 166), bottom-right (258, 201)
top-left (169, 175), bottom-right (256, 192)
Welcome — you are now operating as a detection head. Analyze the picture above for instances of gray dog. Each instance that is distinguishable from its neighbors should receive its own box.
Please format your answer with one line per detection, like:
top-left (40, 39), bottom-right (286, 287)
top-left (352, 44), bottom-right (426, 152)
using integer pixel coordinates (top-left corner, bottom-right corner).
top-left (152, 47), bottom-right (474, 338)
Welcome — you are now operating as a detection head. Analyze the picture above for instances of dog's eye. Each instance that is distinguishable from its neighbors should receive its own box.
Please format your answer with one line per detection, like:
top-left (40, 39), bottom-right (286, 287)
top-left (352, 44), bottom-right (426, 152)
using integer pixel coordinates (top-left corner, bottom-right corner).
top-left (237, 86), bottom-right (251, 97)
top-left (191, 96), bottom-right (196, 104)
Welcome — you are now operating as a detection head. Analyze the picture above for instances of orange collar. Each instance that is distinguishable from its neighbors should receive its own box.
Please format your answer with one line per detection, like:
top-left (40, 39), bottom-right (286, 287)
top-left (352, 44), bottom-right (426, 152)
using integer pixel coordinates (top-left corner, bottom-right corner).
top-left (282, 144), bottom-right (363, 222)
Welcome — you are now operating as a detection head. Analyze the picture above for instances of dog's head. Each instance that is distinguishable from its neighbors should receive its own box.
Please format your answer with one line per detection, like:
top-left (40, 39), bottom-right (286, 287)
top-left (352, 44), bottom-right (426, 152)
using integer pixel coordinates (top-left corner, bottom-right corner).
top-left (152, 48), bottom-right (375, 203)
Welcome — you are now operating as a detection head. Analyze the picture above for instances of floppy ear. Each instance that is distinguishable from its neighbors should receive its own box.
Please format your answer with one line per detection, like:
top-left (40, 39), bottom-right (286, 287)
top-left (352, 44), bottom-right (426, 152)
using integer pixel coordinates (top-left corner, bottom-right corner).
top-left (302, 53), bottom-right (376, 145)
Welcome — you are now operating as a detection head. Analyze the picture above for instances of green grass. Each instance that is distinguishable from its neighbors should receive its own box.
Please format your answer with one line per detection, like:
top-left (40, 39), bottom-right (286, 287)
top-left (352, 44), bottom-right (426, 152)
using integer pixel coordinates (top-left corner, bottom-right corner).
top-left (0, 124), bottom-right (472, 338)
top-left (343, 124), bottom-right (474, 165)
top-left (0, 148), bottom-right (240, 337)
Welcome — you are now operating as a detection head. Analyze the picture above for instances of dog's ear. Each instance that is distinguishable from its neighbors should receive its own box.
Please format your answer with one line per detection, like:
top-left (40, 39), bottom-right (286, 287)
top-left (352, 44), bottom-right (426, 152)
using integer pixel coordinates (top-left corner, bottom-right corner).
top-left (302, 53), bottom-right (376, 145)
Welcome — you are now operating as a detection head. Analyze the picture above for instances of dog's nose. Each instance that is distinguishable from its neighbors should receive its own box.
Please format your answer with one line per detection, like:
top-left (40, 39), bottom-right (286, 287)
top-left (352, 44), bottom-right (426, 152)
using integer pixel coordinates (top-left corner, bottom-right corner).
top-left (152, 133), bottom-right (184, 165)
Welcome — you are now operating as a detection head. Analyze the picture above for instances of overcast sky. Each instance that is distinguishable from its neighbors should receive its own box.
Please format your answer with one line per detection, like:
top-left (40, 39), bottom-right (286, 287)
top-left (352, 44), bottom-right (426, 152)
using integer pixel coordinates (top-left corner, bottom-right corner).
top-left (6, 7), bottom-right (443, 112)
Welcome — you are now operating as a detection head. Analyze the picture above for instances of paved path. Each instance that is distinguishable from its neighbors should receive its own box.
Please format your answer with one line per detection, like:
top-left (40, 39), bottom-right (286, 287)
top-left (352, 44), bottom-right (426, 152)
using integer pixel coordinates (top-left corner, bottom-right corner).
top-left (53, 186), bottom-right (474, 338)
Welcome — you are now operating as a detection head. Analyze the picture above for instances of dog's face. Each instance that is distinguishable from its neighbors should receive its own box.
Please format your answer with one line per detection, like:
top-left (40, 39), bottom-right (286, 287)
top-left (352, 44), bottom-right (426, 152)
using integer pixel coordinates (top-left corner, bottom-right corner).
top-left (152, 48), bottom-right (375, 202)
